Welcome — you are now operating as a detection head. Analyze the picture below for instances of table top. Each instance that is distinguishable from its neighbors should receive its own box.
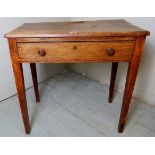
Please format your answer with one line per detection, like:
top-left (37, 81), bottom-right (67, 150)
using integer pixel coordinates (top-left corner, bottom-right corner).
top-left (5, 19), bottom-right (150, 38)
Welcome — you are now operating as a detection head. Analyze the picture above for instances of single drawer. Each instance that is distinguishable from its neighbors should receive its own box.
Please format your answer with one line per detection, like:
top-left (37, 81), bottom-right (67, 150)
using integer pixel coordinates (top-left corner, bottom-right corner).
top-left (17, 42), bottom-right (135, 63)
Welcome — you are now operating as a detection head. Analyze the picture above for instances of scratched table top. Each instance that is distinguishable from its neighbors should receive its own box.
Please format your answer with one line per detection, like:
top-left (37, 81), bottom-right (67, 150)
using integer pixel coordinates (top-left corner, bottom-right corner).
top-left (5, 19), bottom-right (150, 38)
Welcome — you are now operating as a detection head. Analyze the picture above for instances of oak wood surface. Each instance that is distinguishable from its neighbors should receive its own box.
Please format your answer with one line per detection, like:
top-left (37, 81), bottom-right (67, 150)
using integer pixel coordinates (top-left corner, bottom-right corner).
top-left (118, 36), bottom-right (146, 133)
top-left (17, 41), bottom-right (135, 63)
top-left (5, 20), bottom-right (150, 38)
top-left (30, 63), bottom-right (40, 102)
top-left (5, 20), bottom-right (150, 134)
top-left (16, 36), bottom-right (137, 42)
top-left (108, 62), bottom-right (118, 103)
top-left (8, 38), bottom-right (30, 134)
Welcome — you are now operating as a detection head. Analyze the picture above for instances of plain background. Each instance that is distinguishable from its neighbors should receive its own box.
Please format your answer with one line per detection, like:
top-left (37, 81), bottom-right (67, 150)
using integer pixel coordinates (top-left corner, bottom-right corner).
top-left (0, 17), bottom-right (155, 106)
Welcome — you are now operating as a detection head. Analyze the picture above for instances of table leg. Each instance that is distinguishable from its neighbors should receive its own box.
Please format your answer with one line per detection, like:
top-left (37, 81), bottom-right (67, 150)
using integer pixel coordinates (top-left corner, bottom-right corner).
top-left (30, 63), bottom-right (40, 102)
top-left (12, 62), bottom-right (30, 134)
top-left (8, 39), bottom-right (30, 134)
top-left (108, 62), bottom-right (118, 103)
top-left (118, 36), bottom-right (146, 133)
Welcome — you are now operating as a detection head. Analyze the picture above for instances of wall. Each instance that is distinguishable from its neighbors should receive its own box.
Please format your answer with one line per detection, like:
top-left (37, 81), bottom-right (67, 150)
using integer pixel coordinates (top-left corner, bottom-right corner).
top-left (69, 17), bottom-right (155, 105)
top-left (0, 17), bottom-right (70, 101)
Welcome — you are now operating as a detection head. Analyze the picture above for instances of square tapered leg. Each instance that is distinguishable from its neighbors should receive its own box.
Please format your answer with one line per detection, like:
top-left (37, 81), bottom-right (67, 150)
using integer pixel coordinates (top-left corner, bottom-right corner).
top-left (9, 39), bottom-right (30, 134)
top-left (118, 36), bottom-right (146, 133)
top-left (30, 63), bottom-right (40, 102)
top-left (108, 62), bottom-right (118, 103)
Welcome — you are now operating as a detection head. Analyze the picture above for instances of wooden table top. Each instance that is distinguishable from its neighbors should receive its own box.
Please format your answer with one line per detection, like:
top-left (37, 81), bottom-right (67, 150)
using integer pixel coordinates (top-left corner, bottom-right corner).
top-left (5, 19), bottom-right (150, 38)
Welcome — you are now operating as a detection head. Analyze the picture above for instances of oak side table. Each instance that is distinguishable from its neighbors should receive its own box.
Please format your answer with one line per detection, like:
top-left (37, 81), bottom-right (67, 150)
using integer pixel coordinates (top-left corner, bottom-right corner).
top-left (5, 20), bottom-right (150, 134)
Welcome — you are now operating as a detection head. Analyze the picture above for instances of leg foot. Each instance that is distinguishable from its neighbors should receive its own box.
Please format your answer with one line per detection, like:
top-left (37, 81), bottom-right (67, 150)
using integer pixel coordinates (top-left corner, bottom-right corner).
top-left (13, 63), bottom-right (30, 134)
top-left (118, 36), bottom-right (146, 133)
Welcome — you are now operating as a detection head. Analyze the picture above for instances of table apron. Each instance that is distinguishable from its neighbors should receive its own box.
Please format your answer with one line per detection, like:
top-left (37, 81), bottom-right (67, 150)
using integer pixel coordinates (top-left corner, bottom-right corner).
top-left (16, 41), bottom-right (135, 63)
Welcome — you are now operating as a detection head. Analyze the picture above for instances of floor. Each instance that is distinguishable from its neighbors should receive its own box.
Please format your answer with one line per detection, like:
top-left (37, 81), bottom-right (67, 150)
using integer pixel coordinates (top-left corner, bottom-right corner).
top-left (0, 70), bottom-right (155, 137)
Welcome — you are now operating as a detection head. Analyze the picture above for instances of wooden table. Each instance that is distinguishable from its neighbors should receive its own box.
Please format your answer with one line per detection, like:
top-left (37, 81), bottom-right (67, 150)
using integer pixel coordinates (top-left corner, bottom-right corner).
top-left (5, 20), bottom-right (150, 134)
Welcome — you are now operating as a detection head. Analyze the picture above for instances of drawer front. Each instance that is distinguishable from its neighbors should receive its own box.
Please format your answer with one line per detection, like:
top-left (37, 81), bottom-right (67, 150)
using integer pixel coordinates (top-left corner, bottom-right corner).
top-left (17, 42), bottom-right (135, 63)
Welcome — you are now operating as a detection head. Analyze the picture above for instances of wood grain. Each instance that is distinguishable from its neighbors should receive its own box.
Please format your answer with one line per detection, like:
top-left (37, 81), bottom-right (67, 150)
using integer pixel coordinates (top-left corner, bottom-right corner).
top-left (108, 62), bottom-right (118, 103)
top-left (118, 36), bottom-right (146, 133)
top-left (30, 63), bottom-right (40, 102)
top-left (5, 20), bottom-right (150, 134)
top-left (5, 20), bottom-right (150, 38)
top-left (16, 36), bottom-right (137, 42)
top-left (17, 41), bottom-right (135, 63)
top-left (8, 38), bottom-right (30, 134)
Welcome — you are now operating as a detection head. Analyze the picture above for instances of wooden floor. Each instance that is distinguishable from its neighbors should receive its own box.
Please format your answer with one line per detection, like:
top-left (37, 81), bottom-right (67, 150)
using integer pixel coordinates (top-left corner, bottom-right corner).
top-left (0, 70), bottom-right (155, 137)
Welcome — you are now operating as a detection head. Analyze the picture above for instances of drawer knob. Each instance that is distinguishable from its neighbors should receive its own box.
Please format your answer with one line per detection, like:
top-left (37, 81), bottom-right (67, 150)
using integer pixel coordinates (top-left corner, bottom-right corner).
top-left (73, 46), bottom-right (78, 50)
top-left (38, 48), bottom-right (46, 56)
top-left (106, 48), bottom-right (115, 56)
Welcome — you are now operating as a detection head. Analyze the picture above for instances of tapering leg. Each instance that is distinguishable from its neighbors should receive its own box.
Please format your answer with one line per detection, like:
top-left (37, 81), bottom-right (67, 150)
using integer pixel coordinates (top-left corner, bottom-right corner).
top-left (12, 63), bottom-right (30, 134)
top-left (8, 38), bottom-right (30, 134)
top-left (108, 62), bottom-right (118, 103)
top-left (30, 63), bottom-right (40, 102)
top-left (118, 36), bottom-right (146, 133)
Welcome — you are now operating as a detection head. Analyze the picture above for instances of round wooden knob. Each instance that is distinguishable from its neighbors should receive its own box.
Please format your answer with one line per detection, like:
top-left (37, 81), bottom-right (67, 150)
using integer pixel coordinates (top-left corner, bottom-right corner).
top-left (38, 48), bottom-right (46, 56)
top-left (73, 46), bottom-right (78, 50)
top-left (106, 48), bottom-right (115, 56)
